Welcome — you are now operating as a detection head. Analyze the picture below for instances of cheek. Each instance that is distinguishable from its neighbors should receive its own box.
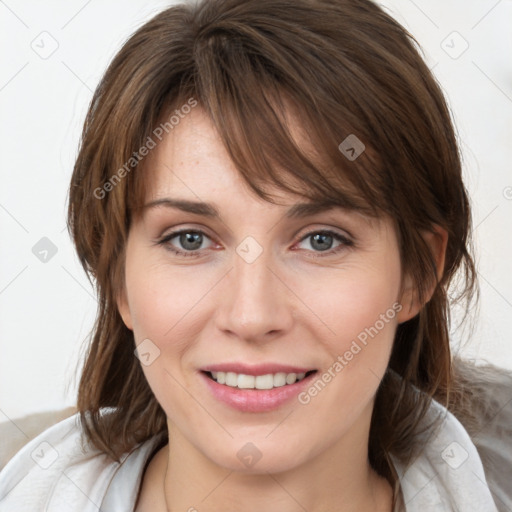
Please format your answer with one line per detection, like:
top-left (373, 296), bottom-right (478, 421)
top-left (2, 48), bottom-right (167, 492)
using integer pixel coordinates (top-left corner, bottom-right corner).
top-left (291, 261), bottom-right (402, 424)
top-left (293, 268), bottom-right (401, 430)
top-left (123, 257), bottom-right (207, 417)
top-left (125, 256), bottom-right (210, 342)
top-left (297, 261), bottom-right (401, 354)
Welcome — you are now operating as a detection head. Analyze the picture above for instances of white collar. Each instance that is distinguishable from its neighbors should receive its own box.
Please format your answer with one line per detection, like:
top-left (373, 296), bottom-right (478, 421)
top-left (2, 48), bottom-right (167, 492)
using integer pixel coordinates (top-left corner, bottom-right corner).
top-left (390, 398), bottom-right (498, 511)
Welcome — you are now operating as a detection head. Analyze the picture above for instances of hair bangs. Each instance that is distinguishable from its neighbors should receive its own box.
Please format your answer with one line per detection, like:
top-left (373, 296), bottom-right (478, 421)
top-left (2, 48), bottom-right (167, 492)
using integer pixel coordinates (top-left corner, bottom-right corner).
top-left (192, 26), bottom-right (392, 217)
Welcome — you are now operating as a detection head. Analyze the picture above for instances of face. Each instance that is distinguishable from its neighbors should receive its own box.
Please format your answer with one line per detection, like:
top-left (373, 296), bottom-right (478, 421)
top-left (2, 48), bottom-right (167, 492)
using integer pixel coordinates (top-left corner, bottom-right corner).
top-left (117, 108), bottom-right (417, 474)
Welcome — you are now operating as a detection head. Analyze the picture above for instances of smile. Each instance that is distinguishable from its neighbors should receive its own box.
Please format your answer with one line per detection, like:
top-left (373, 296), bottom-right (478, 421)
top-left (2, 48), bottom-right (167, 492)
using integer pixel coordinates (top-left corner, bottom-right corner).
top-left (199, 364), bottom-right (318, 412)
top-left (206, 370), bottom-right (315, 389)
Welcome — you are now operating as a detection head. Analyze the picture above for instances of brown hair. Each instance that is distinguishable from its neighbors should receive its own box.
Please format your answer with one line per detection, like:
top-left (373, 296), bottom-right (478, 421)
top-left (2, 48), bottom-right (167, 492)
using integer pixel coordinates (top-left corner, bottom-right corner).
top-left (67, 0), bottom-right (477, 501)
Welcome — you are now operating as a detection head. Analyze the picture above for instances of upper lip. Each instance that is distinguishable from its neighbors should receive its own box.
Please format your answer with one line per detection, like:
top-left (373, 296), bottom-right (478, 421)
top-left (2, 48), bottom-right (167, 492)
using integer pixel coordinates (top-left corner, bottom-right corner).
top-left (201, 363), bottom-right (316, 376)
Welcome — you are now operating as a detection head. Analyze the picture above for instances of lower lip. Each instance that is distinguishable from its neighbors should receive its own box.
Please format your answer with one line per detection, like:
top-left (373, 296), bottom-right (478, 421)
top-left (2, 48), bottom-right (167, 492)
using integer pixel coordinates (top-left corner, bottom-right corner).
top-left (200, 371), bottom-right (316, 412)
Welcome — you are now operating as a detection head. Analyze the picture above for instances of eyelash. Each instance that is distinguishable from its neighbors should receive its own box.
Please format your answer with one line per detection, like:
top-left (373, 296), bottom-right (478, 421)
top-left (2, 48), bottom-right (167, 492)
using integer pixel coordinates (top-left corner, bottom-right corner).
top-left (156, 228), bottom-right (354, 259)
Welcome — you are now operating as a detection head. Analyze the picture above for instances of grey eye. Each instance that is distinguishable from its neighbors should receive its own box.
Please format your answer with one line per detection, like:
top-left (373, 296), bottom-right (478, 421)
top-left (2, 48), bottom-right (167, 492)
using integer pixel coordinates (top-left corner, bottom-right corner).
top-left (309, 233), bottom-right (334, 251)
top-left (178, 232), bottom-right (204, 251)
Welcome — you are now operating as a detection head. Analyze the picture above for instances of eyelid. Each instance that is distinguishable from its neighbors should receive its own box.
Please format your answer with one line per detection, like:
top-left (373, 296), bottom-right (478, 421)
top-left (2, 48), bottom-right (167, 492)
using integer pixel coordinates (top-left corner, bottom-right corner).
top-left (294, 224), bottom-right (353, 241)
top-left (156, 225), bottom-right (354, 259)
top-left (292, 228), bottom-right (354, 256)
top-left (156, 227), bottom-right (218, 251)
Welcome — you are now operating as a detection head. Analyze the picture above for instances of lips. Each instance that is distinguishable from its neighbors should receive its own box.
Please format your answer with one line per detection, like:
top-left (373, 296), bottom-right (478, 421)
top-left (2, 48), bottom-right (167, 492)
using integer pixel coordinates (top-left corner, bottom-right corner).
top-left (199, 363), bottom-right (318, 412)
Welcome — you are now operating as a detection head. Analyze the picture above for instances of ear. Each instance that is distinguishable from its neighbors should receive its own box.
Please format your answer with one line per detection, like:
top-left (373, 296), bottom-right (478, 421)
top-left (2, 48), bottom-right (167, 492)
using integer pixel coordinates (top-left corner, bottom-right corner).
top-left (396, 225), bottom-right (448, 324)
top-left (116, 288), bottom-right (133, 331)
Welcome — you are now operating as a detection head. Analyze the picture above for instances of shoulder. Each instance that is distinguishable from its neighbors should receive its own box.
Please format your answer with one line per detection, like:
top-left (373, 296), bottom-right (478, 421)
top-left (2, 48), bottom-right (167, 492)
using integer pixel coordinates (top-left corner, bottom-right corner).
top-left (451, 357), bottom-right (512, 512)
top-left (391, 357), bottom-right (512, 512)
top-left (0, 412), bottom-right (164, 512)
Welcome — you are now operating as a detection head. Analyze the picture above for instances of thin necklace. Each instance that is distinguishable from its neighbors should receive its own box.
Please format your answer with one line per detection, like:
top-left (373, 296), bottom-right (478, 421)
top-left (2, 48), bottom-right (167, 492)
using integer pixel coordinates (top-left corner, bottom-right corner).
top-left (163, 459), bottom-right (171, 512)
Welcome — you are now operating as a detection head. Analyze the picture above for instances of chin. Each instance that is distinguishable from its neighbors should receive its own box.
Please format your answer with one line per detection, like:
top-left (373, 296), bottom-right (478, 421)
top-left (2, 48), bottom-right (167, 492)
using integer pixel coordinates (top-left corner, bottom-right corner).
top-left (200, 434), bottom-right (311, 475)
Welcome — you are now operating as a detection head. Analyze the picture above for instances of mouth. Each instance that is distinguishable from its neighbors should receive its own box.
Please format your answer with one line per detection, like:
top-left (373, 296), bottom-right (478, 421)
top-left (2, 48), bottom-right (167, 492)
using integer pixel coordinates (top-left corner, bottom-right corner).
top-left (199, 364), bottom-right (318, 412)
top-left (202, 369), bottom-right (317, 390)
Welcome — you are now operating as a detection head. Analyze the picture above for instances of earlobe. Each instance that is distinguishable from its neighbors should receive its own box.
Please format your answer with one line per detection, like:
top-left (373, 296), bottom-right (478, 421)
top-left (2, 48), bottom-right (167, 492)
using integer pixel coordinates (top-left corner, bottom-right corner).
top-left (396, 274), bottom-right (419, 324)
top-left (116, 290), bottom-right (133, 331)
top-left (396, 225), bottom-right (448, 324)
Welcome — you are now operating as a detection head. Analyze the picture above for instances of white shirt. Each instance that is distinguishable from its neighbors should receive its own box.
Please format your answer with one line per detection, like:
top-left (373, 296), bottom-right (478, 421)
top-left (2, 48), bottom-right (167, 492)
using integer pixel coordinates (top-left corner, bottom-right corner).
top-left (0, 398), bottom-right (503, 511)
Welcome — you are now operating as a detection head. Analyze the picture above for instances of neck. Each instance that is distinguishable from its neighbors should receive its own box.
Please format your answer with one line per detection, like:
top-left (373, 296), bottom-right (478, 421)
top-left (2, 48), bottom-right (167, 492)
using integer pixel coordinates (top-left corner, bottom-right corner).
top-left (162, 404), bottom-right (393, 512)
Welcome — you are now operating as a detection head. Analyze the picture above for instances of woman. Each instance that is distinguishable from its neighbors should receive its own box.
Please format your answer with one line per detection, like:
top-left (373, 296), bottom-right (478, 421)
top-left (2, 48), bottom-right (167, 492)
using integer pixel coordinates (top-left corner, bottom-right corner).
top-left (0, 0), bottom-right (510, 510)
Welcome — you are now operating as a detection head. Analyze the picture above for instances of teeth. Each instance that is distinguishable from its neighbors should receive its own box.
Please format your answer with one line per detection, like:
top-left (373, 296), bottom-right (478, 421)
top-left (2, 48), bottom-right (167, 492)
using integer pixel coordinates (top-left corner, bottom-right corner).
top-left (255, 374), bottom-right (274, 389)
top-left (209, 370), bottom-right (309, 389)
top-left (225, 372), bottom-right (238, 387)
top-left (286, 373), bottom-right (297, 385)
top-left (237, 374), bottom-right (255, 389)
top-left (273, 372), bottom-right (286, 387)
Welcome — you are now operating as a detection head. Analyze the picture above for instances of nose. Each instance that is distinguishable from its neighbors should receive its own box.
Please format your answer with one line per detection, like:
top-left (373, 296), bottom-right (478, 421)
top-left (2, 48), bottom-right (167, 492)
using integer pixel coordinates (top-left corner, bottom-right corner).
top-left (214, 246), bottom-right (294, 343)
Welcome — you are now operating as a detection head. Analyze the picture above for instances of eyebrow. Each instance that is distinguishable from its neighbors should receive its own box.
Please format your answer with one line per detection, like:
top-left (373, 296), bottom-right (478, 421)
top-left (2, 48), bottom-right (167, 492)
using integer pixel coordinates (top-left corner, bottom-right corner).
top-left (142, 198), bottom-right (345, 219)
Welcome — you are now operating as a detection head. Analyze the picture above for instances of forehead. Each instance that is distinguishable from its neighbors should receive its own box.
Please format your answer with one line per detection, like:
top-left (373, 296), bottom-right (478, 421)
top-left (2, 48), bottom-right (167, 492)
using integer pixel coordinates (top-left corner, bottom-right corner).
top-left (138, 105), bottom-right (383, 232)
top-left (144, 107), bottom-right (307, 206)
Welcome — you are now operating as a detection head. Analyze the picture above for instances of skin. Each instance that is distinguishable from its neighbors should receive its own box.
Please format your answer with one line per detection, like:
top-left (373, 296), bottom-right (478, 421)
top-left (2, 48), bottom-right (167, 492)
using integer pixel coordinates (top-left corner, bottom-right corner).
top-left (117, 108), bottom-right (447, 512)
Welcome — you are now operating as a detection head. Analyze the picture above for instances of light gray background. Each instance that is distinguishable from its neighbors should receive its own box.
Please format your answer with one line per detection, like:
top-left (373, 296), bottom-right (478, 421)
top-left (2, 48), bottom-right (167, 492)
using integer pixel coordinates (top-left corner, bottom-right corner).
top-left (1, 0), bottom-right (511, 420)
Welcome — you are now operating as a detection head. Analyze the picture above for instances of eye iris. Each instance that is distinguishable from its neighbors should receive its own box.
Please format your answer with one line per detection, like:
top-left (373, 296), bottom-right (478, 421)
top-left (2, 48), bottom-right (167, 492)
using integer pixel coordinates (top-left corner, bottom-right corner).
top-left (311, 233), bottom-right (333, 251)
top-left (180, 232), bottom-right (203, 250)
